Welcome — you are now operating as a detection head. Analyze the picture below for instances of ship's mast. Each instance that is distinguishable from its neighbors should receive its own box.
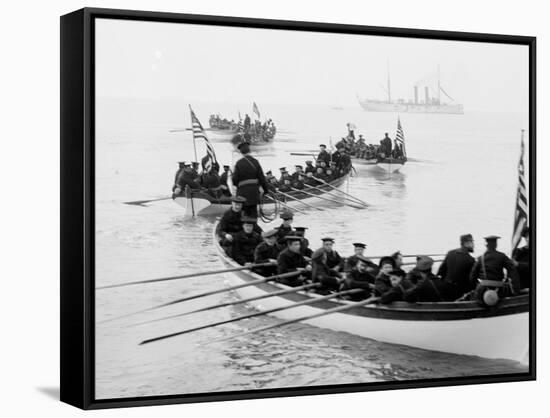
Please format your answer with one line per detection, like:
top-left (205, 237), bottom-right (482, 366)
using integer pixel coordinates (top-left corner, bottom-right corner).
top-left (387, 61), bottom-right (391, 103)
top-left (437, 65), bottom-right (441, 104)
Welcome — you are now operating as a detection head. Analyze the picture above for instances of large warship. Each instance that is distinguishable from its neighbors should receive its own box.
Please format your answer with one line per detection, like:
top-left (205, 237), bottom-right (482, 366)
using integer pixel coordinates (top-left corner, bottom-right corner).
top-left (358, 66), bottom-right (464, 115)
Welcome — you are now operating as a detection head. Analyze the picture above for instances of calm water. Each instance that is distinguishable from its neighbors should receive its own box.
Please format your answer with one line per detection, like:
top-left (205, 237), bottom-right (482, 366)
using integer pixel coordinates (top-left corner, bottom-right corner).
top-left (94, 98), bottom-right (529, 399)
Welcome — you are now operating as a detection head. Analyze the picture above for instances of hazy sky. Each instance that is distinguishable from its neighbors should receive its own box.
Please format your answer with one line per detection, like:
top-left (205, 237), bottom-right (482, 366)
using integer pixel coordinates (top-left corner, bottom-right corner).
top-left (96, 18), bottom-right (529, 112)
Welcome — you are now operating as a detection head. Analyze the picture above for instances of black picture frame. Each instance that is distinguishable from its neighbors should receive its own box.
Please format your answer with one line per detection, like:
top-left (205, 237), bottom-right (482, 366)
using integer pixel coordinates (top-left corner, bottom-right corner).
top-left (60, 7), bottom-right (536, 410)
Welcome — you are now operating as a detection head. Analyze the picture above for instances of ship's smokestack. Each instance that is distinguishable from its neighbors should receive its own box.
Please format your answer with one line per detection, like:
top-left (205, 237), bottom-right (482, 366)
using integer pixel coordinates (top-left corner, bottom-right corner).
top-left (414, 86), bottom-right (418, 104)
top-left (424, 86), bottom-right (429, 104)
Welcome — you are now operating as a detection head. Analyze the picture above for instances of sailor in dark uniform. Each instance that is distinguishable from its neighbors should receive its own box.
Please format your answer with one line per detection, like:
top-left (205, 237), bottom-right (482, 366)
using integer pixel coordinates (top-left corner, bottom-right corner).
top-left (331, 148), bottom-right (342, 169)
top-left (231, 216), bottom-right (262, 266)
top-left (470, 235), bottom-right (520, 296)
top-left (279, 178), bottom-right (292, 192)
top-left (314, 167), bottom-right (327, 184)
top-left (253, 229), bottom-right (282, 277)
top-left (311, 248), bottom-right (342, 294)
top-left (337, 147), bottom-right (352, 174)
top-left (291, 165), bottom-right (304, 181)
top-left (403, 256), bottom-right (456, 302)
top-left (172, 161), bottom-right (186, 191)
top-left (275, 211), bottom-right (294, 244)
top-left (173, 162), bottom-right (200, 196)
top-left (277, 236), bottom-right (312, 286)
top-left (380, 133), bottom-right (393, 157)
top-left (512, 227), bottom-right (530, 289)
top-left (278, 167), bottom-right (289, 184)
top-left (344, 243), bottom-right (375, 272)
top-left (437, 234), bottom-right (476, 298)
top-left (305, 160), bottom-right (315, 174)
top-left (320, 237), bottom-right (343, 272)
top-left (341, 255), bottom-right (377, 300)
top-left (374, 256), bottom-right (396, 296)
top-left (218, 196), bottom-right (247, 255)
top-left (294, 226), bottom-right (313, 258)
top-left (219, 165), bottom-right (232, 196)
top-left (304, 172), bottom-right (318, 186)
top-left (231, 141), bottom-right (269, 217)
top-left (317, 144), bottom-right (331, 165)
top-left (267, 176), bottom-right (279, 193)
top-left (291, 174), bottom-right (305, 190)
top-left (379, 269), bottom-right (414, 304)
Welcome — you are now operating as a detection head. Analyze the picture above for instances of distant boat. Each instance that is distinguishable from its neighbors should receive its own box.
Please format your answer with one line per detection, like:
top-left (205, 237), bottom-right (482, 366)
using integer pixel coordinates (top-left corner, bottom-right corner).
top-left (358, 65), bottom-right (464, 115)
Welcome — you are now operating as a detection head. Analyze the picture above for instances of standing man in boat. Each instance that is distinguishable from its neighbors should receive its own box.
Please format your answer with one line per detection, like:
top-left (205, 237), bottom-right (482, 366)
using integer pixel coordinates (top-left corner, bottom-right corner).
top-left (232, 141), bottom-right (269, 217)
top-left (469, 235), bottom-right (520, 295)
top-left (253, 229), bottom-right (283, 277)
top-left (437, 234), bottom-right (476, 299)
top-left (277, 236), bottom-right (312, 286)
top-left (380, 132), bottom-right (392, 157)
top-left (512, 227), bottom-right (530, 289)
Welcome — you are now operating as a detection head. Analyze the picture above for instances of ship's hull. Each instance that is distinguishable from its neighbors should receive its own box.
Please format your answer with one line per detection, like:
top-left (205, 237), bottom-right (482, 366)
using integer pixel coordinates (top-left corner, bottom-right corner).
top-left (359, 100), bottom-right (464, 115)
top-left (213, 228), bottom-right (529, 362)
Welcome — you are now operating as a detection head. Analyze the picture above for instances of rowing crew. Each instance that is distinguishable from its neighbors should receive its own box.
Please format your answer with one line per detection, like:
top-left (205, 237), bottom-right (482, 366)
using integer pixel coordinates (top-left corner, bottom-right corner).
top-left (219, 207), bottom-right (530, 305)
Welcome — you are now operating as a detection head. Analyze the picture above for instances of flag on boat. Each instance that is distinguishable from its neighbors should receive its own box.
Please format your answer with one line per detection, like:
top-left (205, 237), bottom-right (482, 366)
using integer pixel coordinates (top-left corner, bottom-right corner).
top-left (252, 102), bottom-right (261, 119)
top-left (511, 130), bottom-right (528, 252)
top-left (395, 116), bottom-right (406, 157)
top-left (238, 110), bottom-right (242, 121)
top-left (189, 106), bottom-right (218, 171)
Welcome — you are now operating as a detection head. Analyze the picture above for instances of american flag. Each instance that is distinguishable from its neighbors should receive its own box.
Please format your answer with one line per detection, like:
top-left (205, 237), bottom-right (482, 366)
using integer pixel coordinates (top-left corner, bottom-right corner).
top-left (512, 130), bottom-right (528, 252)
top-left (395, 117), bottom-right (406, 157)
top-left (253, 102), bottom-right (261, 120)
top-left (189, 106), bottom-right (218, 170)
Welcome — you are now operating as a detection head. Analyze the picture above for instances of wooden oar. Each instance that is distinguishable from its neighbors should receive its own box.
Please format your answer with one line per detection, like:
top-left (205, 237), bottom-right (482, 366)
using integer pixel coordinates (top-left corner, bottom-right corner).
top-left (368, 253), bottom-right (447, 260)
top-left (312, 177), bottom-right (368, 206)
top-left (123, 196), bottom-right (173, 206)
top-left (140, 288), bottom-right (364, 345)
top-left (96, 262), bottom-right (276, 290)
top-left (211, 295), bottom-right (379, 344)
top-left (276, 190), bottom-right (324, 211)
top-left (290, 187), bottom-right (365, 210)
top-left (129, 283), bottom-right (321, 327)
top-left (98, 270), bottom-right (302, 324)
top-left (264, 195), bottom-right (307, 215)
top-left (402, 258), bottom-right (443, 266)
top-left (303, 184), bottom-right (367, 207)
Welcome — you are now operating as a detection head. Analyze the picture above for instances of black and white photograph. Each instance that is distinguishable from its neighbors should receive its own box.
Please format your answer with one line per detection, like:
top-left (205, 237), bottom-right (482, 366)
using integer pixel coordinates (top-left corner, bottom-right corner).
top-left (89, 14), bottom-right (534, 402)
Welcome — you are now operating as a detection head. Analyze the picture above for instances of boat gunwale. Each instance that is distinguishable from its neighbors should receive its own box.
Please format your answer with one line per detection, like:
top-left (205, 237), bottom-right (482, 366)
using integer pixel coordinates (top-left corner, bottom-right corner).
top-left (211, 222), bottom-right (529, 321)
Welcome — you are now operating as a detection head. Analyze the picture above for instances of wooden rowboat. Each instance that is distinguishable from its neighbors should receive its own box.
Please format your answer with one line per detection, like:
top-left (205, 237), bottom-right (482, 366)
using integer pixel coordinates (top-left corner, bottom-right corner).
top-left (174, 169), bottom-right (351, 216)
top-left (213, 224), bottom-right (529, 362)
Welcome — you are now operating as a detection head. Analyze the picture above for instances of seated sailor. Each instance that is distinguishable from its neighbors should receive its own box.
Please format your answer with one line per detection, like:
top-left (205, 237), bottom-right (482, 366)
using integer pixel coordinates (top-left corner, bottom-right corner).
top-left (469, 235), bottom-right (521, 301)
top-left (276, 236), bottom-right (312, 286)
top-left (373, 256), bottom-right (396, 296)
top-left (379, 269), bottom-right (414, 304)
top-left (437, 233), bottom-right (476, 299)
top-left (320, 237), bottom-right (343, 272)
top-left (219, 165), bottom-right (232, 196)
top-left (231, 216), bottom-right (262, 266)
top-left (311, 249), bottom-right (343, 294)
top-left (294, 226), bottom-right (313, 258)
top-left (253, 228), bottom-right (282, 276)
top-left (341, 254), bottom-right (377, 300)
top-left (403, 256), bottom-right (456, 302)
top-left (305, 160), bottom-right (316, 174)
top-left (276, 211), bottom-right (294, 244)
top-left (344, 243), bottom-right (377, 273)
top-left (172, 161), bottom-right (200, 196)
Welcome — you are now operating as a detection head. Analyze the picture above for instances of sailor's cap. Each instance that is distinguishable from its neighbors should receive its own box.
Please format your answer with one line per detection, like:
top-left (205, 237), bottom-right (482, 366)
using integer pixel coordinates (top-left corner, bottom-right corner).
top-left (241, 216), bottom-right (257, 224)
top-left (416, 256), bottom-right (434, 271)
top-left (353, 242), bottom-right (366, 248)
top-left (378, 256), bottom-right (396, 268)
top-left (237, 141), bottom-right (251, 150)
top-left (280, 212), bottom-right (294, 220)
top-left (460, 233), bottom-right (474, 243)
top-left (262, 229), bottom-right (278, 238)
top-left (321, 237), bottom-right (335, 243)
top-left (484, 235), bottom-right (501, 241)
top-left (319, 144), bottom-right (327, 148)
top-left (285, 235), bottom-right (302, 243)
top-left (231, 196), bottom-right (247, 203)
